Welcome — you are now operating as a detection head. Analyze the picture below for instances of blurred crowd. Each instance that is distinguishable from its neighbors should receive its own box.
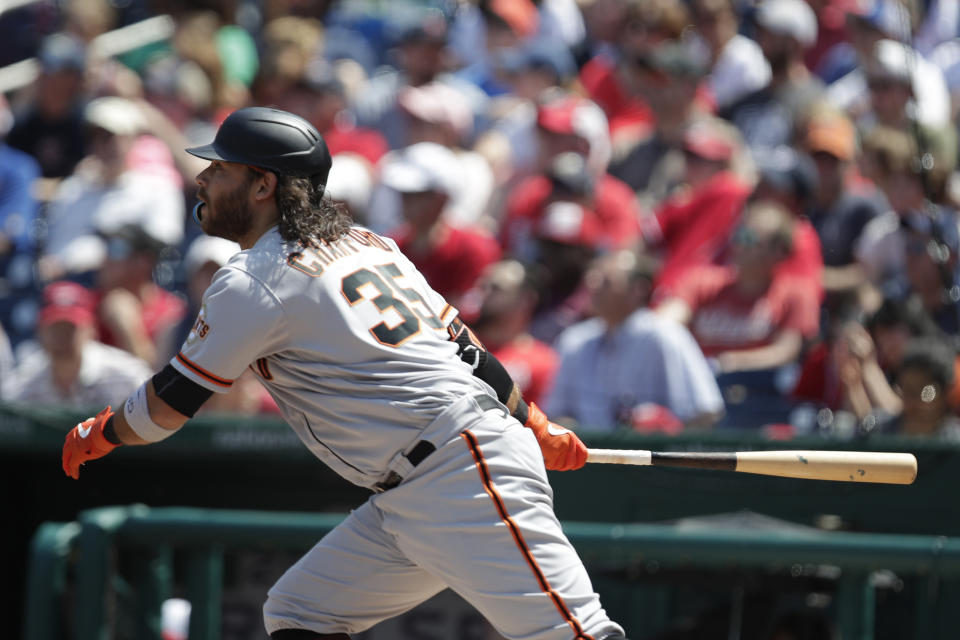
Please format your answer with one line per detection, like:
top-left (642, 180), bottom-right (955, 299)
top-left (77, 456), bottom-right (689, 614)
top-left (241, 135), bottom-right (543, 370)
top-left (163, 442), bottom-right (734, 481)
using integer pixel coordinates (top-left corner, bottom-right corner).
top-left (1, 0), bottom-right (960, 440)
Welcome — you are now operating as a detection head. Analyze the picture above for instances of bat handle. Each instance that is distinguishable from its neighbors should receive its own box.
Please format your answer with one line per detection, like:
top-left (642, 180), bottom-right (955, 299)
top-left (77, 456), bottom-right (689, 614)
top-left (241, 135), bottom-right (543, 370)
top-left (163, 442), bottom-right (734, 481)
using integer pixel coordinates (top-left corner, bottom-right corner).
top-left (586, 448), bottom-right (653, 466)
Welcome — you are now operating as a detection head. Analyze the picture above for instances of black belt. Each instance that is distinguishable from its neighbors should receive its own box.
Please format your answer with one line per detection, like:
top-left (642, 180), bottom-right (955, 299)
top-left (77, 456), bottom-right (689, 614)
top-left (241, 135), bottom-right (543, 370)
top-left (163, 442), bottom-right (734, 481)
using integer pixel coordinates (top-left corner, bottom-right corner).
top-left (373, 440), bottom-right (436, 492)
top-left (372, 394), bottom-right (507, 492)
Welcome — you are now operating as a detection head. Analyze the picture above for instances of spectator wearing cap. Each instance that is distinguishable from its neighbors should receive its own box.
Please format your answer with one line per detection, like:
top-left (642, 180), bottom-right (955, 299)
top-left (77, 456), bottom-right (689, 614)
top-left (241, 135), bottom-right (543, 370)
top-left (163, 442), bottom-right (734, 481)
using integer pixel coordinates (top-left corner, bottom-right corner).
top-left (460, 259), bottom-right (559, 407)
top-left (7, 33), bottom-right (89, 179)
top-left (868, 40), bottom-right (951, 131)
top-left (827, 23), bottom-right (950, 131)
top-left (691, 0), bottom-right (771, 111)
top-left (525, 188), bottom-right (607, 344)
top-left (398, 81), bottom-right (495, 228)
top-left (499, 92), bottom-right (640, 263)
top-left (380, 142), bottom-right (501, 308)
top-left (643, 117), bottom-right (754, 294)
top-left (855, 125), bottom-right (958, 289)
top-left (658, 202), bottom-right (821, 425)
top-left (94, 225), bottom-right (187, 369)
top-left (721, 0), bottom-right (825, 154)
top-left (38, 96), bottom-right (186, 282)
top-left (365, 82), bottom-right (495, 233)
top-left (546, 249), bottom-right (724, 431)
top-left (609, 40), bottom-right (716, 206)
top-left (802, 107), bottom-right (884, 309)
top-left (5, 281), bottom-right (151, 408)
top-left (817, 0), bottom-right (910, 85)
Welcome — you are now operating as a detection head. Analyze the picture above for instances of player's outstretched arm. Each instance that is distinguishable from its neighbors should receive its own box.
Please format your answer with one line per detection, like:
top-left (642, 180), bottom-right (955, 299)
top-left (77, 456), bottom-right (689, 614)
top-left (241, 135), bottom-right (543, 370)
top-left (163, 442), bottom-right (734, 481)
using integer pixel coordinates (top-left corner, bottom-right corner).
top-left (448, 318), bottom-right (587, 472)
top-left (63, 366), bottom-right (204, 479)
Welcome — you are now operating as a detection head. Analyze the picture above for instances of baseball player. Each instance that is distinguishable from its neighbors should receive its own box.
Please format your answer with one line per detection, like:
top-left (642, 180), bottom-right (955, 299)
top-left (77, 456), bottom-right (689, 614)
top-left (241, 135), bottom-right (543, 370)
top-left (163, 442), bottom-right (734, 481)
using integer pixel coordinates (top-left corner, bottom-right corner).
top-left (62, 107), bottom-right (630, 640)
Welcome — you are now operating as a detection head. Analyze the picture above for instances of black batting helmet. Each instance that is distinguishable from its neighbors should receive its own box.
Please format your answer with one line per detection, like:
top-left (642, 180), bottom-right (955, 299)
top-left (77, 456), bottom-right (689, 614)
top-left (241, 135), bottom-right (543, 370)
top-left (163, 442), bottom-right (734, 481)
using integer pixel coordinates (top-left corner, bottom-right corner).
top-left (186, 107), bottom-right (332, 189)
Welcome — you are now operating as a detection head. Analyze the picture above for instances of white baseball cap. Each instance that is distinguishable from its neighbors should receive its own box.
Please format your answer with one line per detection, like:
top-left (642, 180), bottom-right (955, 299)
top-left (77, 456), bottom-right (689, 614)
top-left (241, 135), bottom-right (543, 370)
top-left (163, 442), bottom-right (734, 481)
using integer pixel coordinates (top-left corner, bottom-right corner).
top-left (398, 82), bottom-right (474, 142)
top-left (325, 153), bottom-right (374, 211)
top-left (84, 96), bottom-right (145, 136)
top-left (755, 0), bottom-right (818, 48)
top-left (379, 142), bottom-right (463, 197)
top-left (183, 235), bottom-right (240, 278)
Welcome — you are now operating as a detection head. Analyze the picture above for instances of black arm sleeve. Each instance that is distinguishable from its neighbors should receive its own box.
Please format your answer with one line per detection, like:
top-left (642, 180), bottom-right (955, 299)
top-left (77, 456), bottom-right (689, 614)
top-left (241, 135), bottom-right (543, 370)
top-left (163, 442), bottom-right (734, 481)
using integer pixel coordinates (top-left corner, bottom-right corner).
top-left (151, 364), bottom-right (214, 417)
top-left (448, 317), bottom-right (518, 409)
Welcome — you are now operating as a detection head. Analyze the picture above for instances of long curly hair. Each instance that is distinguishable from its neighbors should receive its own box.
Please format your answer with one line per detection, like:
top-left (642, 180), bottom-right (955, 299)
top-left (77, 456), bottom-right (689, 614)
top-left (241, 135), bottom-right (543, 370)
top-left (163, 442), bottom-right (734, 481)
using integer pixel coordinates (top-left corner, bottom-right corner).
top-left (274, 174), bottom-right (352, 247)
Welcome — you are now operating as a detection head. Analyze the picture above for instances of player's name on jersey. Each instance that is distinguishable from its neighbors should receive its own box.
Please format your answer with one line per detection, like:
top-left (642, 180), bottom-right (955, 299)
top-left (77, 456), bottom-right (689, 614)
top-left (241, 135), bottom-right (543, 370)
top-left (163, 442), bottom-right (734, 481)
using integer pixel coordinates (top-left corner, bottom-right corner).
top-left (288, 228), bottom-right (395, 277)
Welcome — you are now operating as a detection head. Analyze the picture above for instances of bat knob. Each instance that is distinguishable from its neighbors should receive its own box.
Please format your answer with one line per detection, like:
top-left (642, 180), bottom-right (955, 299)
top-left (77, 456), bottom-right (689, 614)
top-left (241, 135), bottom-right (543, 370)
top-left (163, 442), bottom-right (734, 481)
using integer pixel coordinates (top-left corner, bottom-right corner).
top-left (192, 202), bottom-right (205, 225)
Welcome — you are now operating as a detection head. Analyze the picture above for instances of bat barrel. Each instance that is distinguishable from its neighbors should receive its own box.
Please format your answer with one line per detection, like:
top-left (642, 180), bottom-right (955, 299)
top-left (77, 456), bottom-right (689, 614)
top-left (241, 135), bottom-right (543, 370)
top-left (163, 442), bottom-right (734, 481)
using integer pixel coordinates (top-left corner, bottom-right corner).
top-left (586, 448), bottom-right (918, 485)
top-left (734, 450), bottom-right (918, 485)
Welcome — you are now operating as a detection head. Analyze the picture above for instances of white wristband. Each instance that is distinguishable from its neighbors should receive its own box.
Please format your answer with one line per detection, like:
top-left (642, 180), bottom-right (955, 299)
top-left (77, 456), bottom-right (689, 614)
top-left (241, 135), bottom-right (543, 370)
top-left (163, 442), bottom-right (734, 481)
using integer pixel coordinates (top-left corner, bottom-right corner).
top-left (124, 382), bottom-right (177, 442)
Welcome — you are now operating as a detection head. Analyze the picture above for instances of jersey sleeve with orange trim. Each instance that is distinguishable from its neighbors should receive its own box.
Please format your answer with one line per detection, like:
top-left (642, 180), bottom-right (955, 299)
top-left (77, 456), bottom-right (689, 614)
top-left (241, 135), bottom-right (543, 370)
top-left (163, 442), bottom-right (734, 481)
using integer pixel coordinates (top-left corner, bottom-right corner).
top-left (170, 267), bottom-right (286, 393)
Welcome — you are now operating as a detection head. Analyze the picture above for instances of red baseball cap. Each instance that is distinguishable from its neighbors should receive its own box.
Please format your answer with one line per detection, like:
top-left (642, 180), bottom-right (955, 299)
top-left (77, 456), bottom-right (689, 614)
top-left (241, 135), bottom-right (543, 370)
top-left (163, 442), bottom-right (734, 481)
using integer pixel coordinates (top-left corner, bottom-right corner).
top-left (38, 281), bottom-right (95, 328)
top-left (537, 97), bottom-right (582, 136)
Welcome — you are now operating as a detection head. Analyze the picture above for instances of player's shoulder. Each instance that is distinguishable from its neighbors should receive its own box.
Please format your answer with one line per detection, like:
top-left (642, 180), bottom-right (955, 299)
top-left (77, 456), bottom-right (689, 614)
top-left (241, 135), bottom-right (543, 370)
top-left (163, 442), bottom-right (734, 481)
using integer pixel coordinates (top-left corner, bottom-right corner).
top-left (210, 228), bottom-right (293, 285)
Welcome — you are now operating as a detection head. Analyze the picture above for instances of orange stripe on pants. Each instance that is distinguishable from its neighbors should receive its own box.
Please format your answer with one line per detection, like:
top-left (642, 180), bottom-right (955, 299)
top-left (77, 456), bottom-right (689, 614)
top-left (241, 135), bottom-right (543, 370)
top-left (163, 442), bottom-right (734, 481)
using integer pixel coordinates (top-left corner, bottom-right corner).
top-left (460, 429), bottom-right (594, 640)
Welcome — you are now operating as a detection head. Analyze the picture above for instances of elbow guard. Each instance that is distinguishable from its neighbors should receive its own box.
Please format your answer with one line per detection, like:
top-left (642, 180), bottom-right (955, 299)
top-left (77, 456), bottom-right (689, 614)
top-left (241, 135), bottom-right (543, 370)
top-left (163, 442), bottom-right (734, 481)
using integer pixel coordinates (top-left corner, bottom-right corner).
top-left (151, 364), bottom-right (214, 417)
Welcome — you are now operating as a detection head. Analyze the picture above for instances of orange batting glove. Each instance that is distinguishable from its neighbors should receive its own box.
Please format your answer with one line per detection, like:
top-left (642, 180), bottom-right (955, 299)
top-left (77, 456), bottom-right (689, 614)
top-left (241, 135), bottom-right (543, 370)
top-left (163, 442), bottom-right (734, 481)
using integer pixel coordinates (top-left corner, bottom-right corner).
top-left (524, 402), bottom-right (588, 471)
top-left (62, 406), bottom-right (119, 479)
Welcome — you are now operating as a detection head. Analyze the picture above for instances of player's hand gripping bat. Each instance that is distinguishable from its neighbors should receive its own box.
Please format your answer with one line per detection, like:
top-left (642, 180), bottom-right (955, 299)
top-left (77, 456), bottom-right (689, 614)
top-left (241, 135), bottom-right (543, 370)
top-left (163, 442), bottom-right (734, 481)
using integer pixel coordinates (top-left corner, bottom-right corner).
top-left (585, 449), bottom-right (917, 484)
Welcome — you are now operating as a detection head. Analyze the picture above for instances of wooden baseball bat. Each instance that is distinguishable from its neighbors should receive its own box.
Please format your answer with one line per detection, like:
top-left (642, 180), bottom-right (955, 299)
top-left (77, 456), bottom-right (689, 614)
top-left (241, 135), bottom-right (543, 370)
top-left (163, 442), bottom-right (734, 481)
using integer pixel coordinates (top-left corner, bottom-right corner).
top-left (586, 449), bottom-right (918, 484)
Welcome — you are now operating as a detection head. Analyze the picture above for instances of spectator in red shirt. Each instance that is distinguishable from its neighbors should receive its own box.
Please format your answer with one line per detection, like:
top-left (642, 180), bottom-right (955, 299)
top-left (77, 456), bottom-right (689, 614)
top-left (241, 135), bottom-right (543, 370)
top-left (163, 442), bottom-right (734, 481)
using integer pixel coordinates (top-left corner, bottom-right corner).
top-left (742, 146), bottom-right (825, 303)
top-left (461, 259), bottom-right (558, 407)
top-left (644, 117), bottom-right (754, 294)
top-left (500, 92), bottom-right (640, 263)
top-left (657, 201), bottom-right (821, 374)
top-left (381, 142), bottom-right (501, 307)
top-left (607, 40), bottom-right (714, 207)
top-left (578, 0), bottom-right (691, 144)
top-left (94, 224), bottom-right (187, 369)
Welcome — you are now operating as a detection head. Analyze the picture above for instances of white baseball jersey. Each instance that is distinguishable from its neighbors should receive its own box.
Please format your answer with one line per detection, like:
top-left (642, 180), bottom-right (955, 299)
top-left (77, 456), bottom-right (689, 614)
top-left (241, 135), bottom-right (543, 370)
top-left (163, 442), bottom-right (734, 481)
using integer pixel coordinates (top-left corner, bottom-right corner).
top-left (170, 225), bottom-right (493, 488)
top-left (172, 224), bottom-right (626, 640)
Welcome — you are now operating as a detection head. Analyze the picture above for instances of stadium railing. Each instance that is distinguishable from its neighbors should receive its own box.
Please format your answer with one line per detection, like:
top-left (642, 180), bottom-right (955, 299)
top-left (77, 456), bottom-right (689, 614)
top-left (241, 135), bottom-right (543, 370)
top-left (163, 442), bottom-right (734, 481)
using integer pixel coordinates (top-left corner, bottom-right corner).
top-left (23, 504), bottom-right (960, 640)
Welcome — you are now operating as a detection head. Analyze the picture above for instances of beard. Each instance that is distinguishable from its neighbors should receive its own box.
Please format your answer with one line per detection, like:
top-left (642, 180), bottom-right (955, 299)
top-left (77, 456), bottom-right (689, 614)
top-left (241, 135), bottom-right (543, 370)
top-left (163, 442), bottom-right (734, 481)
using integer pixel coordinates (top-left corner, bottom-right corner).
top-left (202, 179), bottom-right (255, 241)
